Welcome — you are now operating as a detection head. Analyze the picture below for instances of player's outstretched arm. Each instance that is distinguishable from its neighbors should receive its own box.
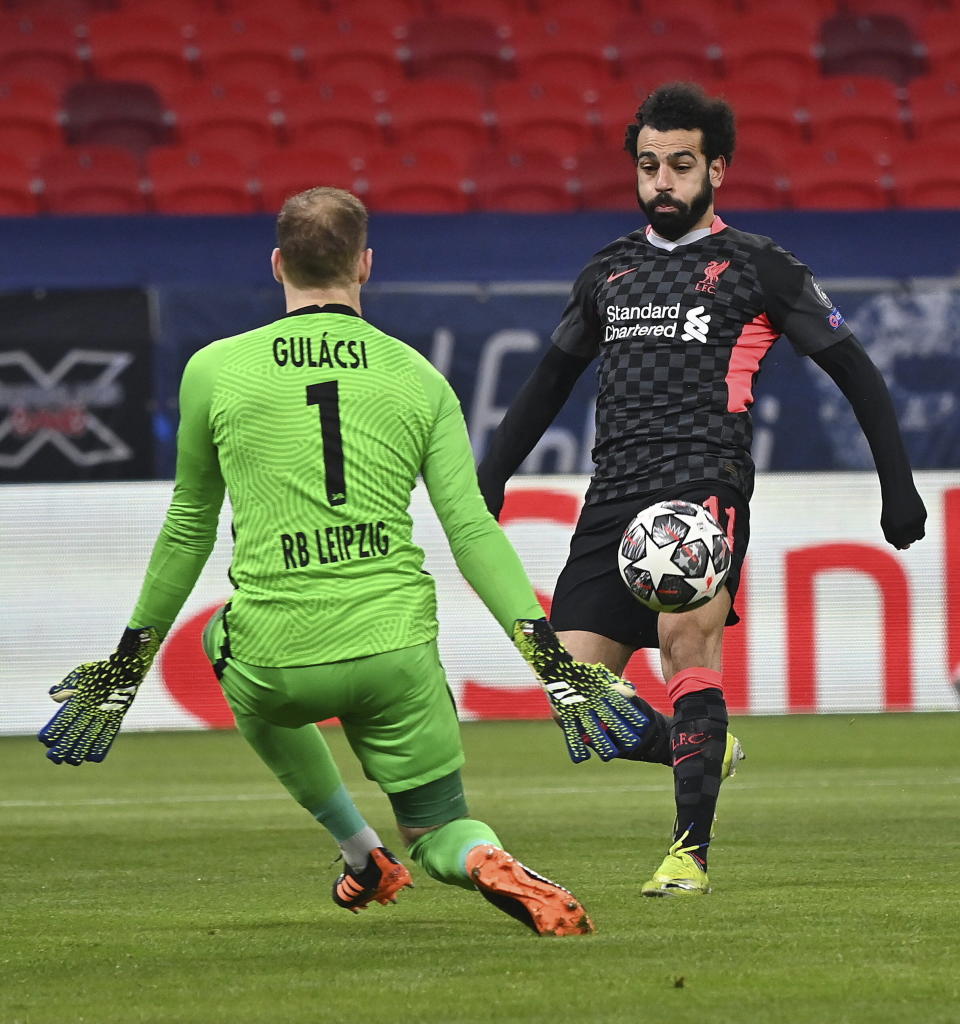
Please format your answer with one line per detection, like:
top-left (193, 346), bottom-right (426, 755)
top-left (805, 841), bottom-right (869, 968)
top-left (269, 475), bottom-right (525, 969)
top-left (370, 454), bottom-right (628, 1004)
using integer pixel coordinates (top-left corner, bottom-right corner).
top-left (477, 344), bottom-right (591, 518)
top-left (38, 627), bottom-right (161, 765)
top-left (811, 336), bottom-right (926, 548)
top-left (513, 618), bottom-right (650, 763)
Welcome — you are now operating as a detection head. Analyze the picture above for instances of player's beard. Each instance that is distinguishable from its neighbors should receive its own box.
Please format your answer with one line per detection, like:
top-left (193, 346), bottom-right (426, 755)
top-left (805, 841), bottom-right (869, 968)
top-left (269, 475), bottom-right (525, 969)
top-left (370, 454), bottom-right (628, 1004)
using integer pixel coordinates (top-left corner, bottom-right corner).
top-left (638, 174), bottom-right (714, 241)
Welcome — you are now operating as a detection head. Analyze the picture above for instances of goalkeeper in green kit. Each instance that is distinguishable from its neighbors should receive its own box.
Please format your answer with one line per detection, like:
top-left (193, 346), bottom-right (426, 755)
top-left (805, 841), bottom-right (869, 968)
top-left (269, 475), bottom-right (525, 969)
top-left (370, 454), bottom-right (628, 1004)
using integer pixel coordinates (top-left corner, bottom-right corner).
top-left (38, 187), bottom-right (650, 937)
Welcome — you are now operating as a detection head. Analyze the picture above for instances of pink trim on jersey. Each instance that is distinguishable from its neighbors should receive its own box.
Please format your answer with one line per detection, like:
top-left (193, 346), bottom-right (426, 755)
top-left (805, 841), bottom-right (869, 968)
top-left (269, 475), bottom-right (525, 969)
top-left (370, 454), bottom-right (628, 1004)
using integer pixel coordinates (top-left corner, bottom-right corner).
top-left (666, 668), bottom-right (724, 704)
top-left (725, 313), bottom-right (779, 413)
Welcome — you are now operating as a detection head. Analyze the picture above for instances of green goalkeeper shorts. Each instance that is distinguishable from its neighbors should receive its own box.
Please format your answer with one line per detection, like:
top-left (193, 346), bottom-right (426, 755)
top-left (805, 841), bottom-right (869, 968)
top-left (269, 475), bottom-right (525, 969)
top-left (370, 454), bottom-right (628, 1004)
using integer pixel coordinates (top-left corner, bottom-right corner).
top-left (202, 607), bottom-right (465, 794)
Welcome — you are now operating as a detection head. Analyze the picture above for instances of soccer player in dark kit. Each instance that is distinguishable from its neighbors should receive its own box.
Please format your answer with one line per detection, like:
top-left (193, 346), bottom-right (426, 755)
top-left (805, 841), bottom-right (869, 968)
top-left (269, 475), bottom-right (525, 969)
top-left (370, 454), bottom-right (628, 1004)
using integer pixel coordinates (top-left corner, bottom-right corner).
top-left (478, 82), bottom-right (927, 895)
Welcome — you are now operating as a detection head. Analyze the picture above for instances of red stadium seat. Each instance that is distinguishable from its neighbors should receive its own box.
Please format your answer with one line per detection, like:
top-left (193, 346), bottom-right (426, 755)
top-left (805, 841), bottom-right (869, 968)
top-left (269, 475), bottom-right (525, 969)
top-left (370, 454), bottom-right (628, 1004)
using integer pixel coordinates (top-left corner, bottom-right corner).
top-left (84, 13), bottom-right (200, 87)
top-left (313, 63), bottom-right (407, 101)
top-left (719, 78), bottom-right (806, 150)
top-left (917, 12), bottom-right (960, 72)
top-left (398, 17), bottom-right (513, 87)
top-left (428, 0), bottom-right (520, 33)
top-left (470, 147), bottom-right (578, 212)
top-left (276, 82), bottom-right (386, 153)
top-left (0, 13), bottom-right (87, 90)
top-left (491, 81), bottom-right (596, 158)
top-left (385, 80), bottom-right (491, 151)
top-left (716, 15), bottom-right (821, 84)
top-left (313, 2), bottom-right (417, 40)
top-left (38, 145), bottom-right (147, 214)
top-left (170, 83), bottom-right (280, 152)
top-left (906, 73), bottom-right (960, 140)
top-left (0, 80), bottom-right (63, 163)
top-left (147, 145), bottom-right (259, 213)
top-left (818, 12), bottom-right (926, 84)
top-left (192, 14), bottom-right (306, 85)
top-left (302, 16), bottom-right (406, 89)
top-left (886, 140), bottom-right (960, 208)
top-left (255, 147), bottom-right (363, 212)
top-left (362, 148), bottom-right (471, 212)
top-left (575, 147), bottom-right (636, 211)
top-left (719, 144), bottom-right (790, 211)
top-left (800, 75), bottom-right (907, 148)
top-left (608, 16), bottom-right (722, 83)
top-left (61, 81), bottom-right (172, 156)
top-left (788, 157), bottom-right (891, 210)
top-left (0, 152), bottom-right (41, 215)
top-left (508, 14), bottom-right (612, 85)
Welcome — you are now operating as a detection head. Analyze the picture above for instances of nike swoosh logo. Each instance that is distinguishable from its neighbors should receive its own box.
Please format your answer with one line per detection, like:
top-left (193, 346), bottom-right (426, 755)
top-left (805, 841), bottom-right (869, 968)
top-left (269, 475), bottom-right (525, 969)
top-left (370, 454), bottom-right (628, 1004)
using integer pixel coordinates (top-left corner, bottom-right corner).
top-left (673, 750), bottom-right (702, 765)
top-left (606, 267), bottom-right (638, 283)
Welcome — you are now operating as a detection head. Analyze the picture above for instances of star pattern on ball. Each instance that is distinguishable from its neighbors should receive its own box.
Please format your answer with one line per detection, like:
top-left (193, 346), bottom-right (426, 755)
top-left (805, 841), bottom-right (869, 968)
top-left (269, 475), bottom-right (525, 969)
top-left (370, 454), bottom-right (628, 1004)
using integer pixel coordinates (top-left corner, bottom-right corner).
top-left (642, 517), bottom-right (698, 590)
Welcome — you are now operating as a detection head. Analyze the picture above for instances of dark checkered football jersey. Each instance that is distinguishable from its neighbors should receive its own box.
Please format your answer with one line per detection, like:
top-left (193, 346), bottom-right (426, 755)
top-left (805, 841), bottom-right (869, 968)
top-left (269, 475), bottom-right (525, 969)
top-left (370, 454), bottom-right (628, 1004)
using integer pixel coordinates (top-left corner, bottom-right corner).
top-left (552, 217), bottom-right (852, 504)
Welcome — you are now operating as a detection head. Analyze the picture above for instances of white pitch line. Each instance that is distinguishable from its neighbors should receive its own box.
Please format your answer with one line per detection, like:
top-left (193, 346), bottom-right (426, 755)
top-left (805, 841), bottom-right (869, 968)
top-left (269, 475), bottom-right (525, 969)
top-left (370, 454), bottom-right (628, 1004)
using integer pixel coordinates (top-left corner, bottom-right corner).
top-left (2, 775), bottom-right (958, 809)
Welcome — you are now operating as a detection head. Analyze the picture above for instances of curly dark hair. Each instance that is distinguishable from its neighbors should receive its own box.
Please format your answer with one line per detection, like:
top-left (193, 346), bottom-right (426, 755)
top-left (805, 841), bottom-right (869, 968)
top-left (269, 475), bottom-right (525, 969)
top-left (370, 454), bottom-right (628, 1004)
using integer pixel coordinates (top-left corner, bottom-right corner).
top-left (625, 82), bottom-right (736, 165)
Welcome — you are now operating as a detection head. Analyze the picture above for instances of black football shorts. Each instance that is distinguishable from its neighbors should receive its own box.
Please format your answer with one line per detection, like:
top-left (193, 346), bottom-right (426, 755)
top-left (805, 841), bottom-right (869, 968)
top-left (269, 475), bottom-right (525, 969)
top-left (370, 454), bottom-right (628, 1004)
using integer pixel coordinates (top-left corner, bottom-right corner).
top-left (549, 481), bottom-right (750, 650)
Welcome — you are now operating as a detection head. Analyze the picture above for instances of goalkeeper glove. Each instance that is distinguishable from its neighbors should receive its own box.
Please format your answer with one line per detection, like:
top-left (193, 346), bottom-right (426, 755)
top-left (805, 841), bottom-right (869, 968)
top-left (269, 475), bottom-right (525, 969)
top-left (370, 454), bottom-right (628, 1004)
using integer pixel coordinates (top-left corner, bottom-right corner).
top-left (38, 626), bottom-right (161, 766)
top-left (512, 618), bottom-right (650, 764)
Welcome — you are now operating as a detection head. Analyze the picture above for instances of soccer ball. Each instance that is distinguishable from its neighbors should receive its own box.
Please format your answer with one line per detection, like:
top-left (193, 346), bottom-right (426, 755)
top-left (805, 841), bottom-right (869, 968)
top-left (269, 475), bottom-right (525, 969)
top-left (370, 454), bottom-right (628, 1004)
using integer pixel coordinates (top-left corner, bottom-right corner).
top-left (617, 500), bottom-right (732, 613)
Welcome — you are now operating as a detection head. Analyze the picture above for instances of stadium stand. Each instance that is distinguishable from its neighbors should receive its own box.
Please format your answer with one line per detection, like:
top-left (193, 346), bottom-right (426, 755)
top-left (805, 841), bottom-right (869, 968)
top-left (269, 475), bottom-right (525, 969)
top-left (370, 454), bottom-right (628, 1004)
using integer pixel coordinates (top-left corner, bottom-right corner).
top-left (507, 14), bottom-right (612, 85)
top-left (255, 146), bottom-right (362, 212)
top-left (491, 81), bottom-right (596, 158)
top-left (798, 75), bottom-right (908, 148)
top-left (470, 147), bottom-right (578, 212)
top-left (398, 16), bottom-right (513, 87)
top-left (1, 0), bottom-right (959, 213)
top-left (818, 10), bottom-right (927, 83)
top-left (385, 80), bottom-right (491, 152)
top-left (275, 81), bottom-right (387, 152)
top-left (38, 144), bottom-right (146, 213)
top-left (575, 146), bottom-right (636, 211)
top-left (716, 14), bottom-right (821, 83)
top-left (0, 151), bottom-right (40, 215)
top-left (906, 72), bottom-right (960, 138)
top-left (83, 12), bottom-right (199, 90)
top-left (61, 80), bottom-right (170, 155)
top-left (0, 12), bottom-right (87, 90)
top-left (169, 82), bottom-right (280, 152)
top-left (361, 147), bottom-right (471, 213)
top-left (146, 145), bottom-right (258, 213)
top-left (191, 14), bottom-right (306, 86)
top-left (0, 79), bottom-right (62, 165)
top-left (608, 15), bottom-right (723, 84)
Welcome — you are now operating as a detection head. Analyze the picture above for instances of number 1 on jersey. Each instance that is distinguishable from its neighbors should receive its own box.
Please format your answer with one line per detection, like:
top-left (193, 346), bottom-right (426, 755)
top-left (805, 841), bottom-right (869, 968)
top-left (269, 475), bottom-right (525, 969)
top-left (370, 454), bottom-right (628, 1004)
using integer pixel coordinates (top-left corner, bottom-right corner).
top-left (306, 381), bottom-right (347, 506)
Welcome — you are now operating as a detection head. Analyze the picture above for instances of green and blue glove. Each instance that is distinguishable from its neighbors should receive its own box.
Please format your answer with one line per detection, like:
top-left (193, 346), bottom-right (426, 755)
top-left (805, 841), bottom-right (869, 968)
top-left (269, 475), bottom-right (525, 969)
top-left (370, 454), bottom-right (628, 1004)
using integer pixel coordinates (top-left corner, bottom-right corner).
top-left (38, 627), bottom-right (161, 765)
top-left (513, 618), bottom-right (650, 763)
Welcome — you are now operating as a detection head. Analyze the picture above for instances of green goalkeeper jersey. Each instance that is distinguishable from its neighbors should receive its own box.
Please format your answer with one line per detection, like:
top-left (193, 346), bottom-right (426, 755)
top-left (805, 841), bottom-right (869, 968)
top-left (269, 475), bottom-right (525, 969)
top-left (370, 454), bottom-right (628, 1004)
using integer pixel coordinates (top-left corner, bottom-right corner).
top-left (131, 303), bottom-right (543, 665)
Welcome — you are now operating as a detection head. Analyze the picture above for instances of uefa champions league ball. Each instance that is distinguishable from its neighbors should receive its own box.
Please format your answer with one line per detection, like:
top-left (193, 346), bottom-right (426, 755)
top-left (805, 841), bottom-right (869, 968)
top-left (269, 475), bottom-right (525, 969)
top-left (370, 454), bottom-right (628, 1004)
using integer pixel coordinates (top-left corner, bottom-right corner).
top-left (617, 500), bottom-right (732, 613)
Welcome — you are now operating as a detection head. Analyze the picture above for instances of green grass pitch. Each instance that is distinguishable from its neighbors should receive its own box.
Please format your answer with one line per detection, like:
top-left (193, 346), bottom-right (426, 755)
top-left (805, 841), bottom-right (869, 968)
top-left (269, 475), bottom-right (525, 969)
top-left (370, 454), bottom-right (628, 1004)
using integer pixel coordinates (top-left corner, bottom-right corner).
top-left (3, 713), bottom-right (958, 1024)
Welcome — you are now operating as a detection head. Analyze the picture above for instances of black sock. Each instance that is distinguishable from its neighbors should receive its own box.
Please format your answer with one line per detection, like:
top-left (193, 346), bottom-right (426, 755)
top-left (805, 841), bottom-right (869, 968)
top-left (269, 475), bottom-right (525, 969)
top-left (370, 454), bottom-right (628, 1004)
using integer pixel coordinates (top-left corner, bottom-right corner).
top-left (619, 695), bottom-right (673, 766)
top-left (670, 687), bottom-right (728, 869)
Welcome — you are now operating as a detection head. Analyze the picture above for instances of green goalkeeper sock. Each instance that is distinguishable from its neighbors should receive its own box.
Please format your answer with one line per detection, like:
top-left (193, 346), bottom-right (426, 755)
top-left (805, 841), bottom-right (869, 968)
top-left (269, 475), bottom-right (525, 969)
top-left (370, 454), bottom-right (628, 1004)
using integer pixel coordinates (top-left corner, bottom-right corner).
top-left (311, 784), bottom-right (371, 843)
top-left (408, 819), bottom-right (501, 891)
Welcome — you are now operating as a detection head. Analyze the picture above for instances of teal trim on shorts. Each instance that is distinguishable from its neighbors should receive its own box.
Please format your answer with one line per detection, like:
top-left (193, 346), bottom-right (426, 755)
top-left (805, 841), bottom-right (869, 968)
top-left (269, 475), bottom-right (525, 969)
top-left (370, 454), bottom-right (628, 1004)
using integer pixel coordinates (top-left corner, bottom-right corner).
top-left (387, 770), bottom-right (469, 828)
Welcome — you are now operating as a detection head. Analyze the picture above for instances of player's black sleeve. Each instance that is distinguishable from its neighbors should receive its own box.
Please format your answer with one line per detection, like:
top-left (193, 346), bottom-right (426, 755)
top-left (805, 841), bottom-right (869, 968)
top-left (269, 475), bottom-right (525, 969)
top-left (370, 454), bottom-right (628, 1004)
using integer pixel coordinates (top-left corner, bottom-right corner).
top-left (753, 243), bottom-right (852, 355)
top-left (810, 335), bottom-right (926, 548)
top-left (476, 344), bottom-right (593, 518)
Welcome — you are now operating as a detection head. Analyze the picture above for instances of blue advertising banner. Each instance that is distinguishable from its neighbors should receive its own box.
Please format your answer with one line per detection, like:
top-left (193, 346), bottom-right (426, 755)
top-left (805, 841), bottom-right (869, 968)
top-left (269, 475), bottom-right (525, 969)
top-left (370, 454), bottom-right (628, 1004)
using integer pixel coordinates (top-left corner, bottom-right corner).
top-left (151, 281), bottom-right (959, 478)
